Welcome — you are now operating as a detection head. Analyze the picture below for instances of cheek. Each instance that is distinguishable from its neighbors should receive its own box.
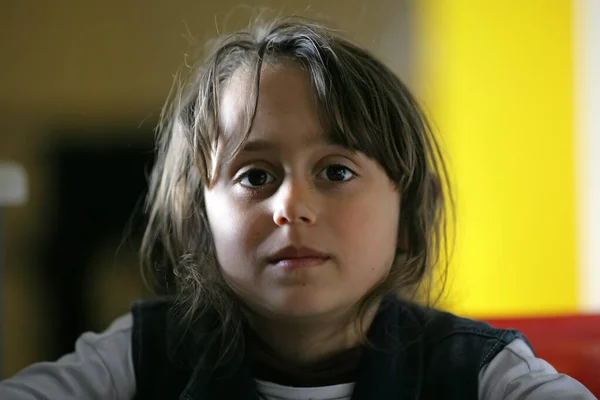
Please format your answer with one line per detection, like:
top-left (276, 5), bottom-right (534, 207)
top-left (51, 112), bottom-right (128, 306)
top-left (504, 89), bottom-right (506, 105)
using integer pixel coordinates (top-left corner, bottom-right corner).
top-left (204, 192), bottom-right (239, 262)
top-left (337, 190), bottom-right (400, 273)
top-left (204, 191), bottom-right (267, 275)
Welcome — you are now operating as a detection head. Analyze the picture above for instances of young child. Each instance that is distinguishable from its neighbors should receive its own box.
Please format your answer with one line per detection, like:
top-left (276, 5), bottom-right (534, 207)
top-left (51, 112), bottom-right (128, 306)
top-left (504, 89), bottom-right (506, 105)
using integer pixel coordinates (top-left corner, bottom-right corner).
top-left (0, 17), bottom-right (595, 400)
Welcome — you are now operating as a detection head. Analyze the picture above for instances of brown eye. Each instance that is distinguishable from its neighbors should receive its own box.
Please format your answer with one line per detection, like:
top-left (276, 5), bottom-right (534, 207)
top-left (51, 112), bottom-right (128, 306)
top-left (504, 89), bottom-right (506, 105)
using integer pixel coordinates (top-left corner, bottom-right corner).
top-left (319, 164), bottom-right (355, 182)
top-left (240, 169), bottom-right (275, 187)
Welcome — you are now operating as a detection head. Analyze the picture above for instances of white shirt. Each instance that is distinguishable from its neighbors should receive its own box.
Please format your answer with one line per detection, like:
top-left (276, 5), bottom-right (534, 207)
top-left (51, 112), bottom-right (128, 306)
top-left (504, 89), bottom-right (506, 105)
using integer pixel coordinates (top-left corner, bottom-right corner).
top-left (0, 314), bottom-right (595, 399)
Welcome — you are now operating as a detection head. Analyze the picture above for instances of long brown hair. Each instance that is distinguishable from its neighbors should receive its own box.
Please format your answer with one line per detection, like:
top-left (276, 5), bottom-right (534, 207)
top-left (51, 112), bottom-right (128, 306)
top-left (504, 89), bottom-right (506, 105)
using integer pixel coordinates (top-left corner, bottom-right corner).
top-left (141, 15), bottom-right (453, 364)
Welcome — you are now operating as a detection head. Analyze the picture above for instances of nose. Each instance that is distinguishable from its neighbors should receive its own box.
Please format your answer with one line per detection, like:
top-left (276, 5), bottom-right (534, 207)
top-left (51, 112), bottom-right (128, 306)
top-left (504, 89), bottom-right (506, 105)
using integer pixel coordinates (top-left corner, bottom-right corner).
top-left (272, 178), bottom-right (317, 226)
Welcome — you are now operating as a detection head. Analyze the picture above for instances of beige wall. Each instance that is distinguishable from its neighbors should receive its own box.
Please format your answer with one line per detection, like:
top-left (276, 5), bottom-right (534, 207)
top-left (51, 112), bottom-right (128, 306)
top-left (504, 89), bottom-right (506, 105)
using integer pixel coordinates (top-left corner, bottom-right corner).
top-left (0, 0), bottom-right (413, 374)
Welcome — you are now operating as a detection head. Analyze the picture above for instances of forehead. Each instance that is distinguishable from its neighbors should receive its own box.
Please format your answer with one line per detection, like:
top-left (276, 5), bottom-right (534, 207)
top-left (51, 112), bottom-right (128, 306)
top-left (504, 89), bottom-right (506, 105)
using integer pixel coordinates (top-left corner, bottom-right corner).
top-left (218, 64), bottom-right (325, 145)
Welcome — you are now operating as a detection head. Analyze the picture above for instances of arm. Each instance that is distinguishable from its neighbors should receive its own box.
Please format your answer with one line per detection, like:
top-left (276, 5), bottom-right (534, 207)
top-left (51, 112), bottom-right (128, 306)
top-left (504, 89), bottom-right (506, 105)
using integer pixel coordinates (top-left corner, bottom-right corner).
top-left (478, 338), bottom-right (596, 399)
top-left (0, 314), bottom-right (135, 400)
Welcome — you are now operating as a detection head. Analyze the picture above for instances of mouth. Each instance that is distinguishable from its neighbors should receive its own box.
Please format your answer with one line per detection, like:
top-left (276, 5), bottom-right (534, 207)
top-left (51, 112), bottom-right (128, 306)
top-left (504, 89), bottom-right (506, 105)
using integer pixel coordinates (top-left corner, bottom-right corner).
top-left (267, 246), bottom-right (331, 269)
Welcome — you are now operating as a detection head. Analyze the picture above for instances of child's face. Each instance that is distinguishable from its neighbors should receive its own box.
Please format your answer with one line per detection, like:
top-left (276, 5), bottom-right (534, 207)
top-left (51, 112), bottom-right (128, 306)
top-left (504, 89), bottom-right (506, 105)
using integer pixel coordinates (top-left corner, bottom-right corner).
top-left (204, 64), bottom-right (401, 321)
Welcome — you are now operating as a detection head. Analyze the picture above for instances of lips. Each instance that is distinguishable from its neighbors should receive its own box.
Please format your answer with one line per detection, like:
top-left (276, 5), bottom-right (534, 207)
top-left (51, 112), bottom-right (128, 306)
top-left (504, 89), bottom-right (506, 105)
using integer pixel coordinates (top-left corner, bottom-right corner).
top-left (267, 246), bottom-right (330, 267)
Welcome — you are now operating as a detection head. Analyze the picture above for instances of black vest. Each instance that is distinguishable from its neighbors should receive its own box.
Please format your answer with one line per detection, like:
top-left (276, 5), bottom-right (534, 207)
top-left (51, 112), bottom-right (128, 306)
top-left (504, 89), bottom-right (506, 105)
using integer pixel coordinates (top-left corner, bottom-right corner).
top-left (131, 296), bottom-right (529, 399)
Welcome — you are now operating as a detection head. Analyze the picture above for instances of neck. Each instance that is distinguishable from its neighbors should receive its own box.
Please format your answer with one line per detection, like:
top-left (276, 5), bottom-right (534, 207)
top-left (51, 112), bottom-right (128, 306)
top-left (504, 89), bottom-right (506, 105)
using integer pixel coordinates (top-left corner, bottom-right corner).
top-left (245, 303), bottom-right (380, 365)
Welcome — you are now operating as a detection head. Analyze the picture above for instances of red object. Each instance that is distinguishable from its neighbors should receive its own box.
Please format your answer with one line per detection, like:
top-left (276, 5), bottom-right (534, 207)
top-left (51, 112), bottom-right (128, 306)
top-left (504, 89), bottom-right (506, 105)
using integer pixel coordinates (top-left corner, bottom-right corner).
top-left (486, 314), bottom-right (600, 396)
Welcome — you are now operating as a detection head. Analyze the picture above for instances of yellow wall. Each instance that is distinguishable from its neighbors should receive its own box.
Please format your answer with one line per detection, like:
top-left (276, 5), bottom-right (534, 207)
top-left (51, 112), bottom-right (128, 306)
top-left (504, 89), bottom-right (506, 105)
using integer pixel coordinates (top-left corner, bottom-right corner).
top-left (415, 2), bottom-right (577, 317)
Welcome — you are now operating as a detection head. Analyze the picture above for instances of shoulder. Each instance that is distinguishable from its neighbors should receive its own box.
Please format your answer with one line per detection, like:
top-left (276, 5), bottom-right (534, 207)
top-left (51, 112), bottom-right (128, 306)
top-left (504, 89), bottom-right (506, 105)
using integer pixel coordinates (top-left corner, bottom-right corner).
top-left (394, 302), bottom-right (595, 399)
top-left (79, 312), bottom-right (133, 353)
top-left (76, 313), bottom-right (135, 397)
top-left (399, 301), bottom-right (524, 360)
top-left (130, 297), bottom-right (173, 341)
top-left (129, 296), bottom-right (178, 372)
top-left (0, 313), bottom-right (134, 400)
top-left (130, 297), bottom-right (177, 361)
top-left (390, 300), bottom-right (527, 398)
top-left (130, 296), bottom-right (174, 321)
top-left (129, 297), bottom-right (197, 399)
top-left (479, 338), bottom-right (596, 399)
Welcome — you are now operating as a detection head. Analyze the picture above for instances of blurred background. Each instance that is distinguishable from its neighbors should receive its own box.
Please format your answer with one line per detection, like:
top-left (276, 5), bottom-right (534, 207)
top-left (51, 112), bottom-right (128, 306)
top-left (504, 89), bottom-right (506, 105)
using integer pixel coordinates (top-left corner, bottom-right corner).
top-left (0, 0), bottom-right (598, 377)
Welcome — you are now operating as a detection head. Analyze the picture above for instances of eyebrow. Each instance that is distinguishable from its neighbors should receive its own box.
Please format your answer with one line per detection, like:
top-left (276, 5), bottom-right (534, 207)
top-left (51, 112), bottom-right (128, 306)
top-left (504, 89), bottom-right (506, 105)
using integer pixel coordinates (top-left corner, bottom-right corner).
top-left (239, 138), bottom-right (277, 152)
